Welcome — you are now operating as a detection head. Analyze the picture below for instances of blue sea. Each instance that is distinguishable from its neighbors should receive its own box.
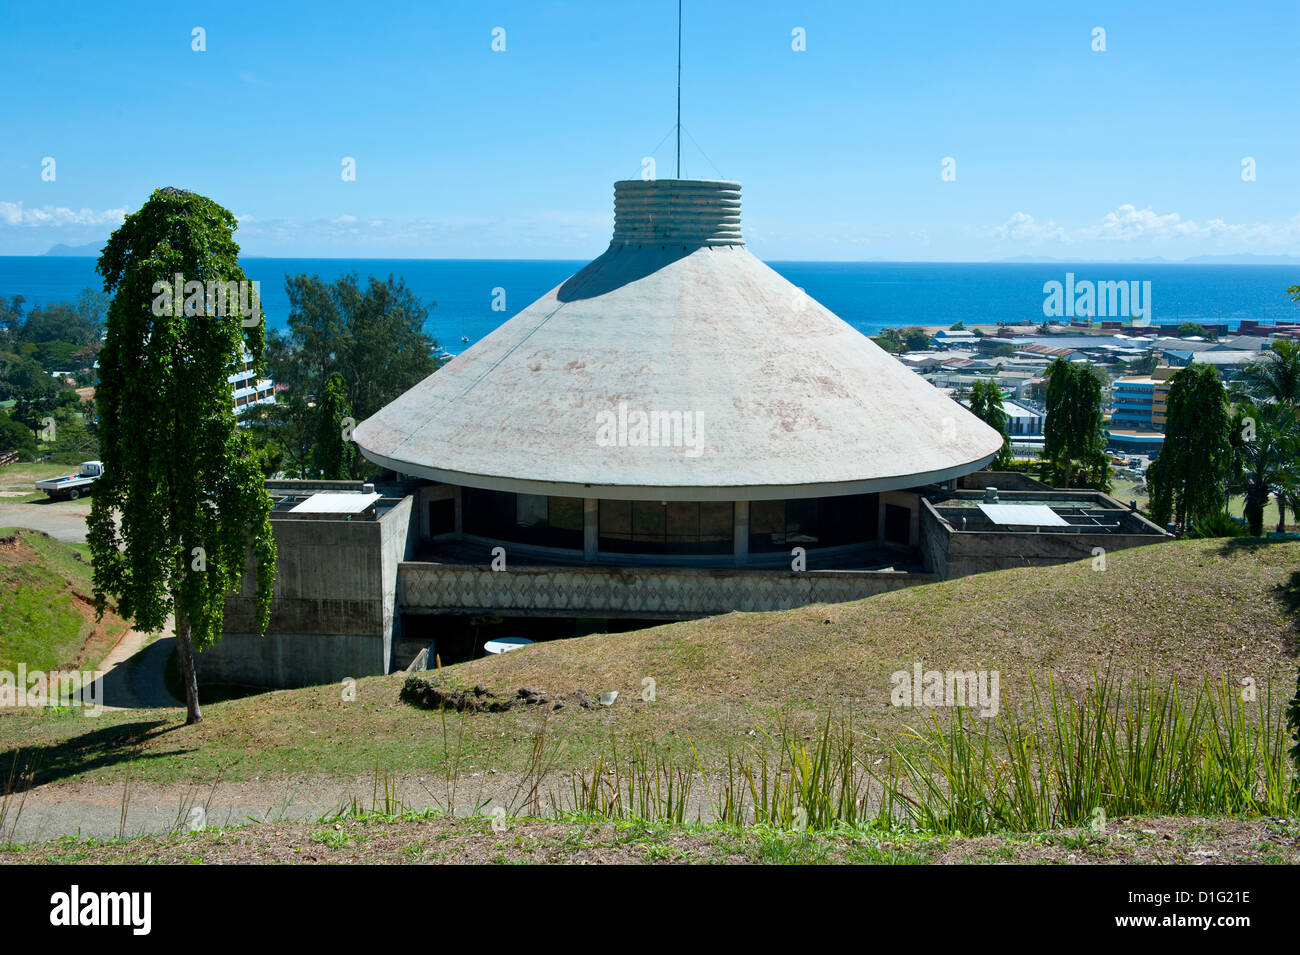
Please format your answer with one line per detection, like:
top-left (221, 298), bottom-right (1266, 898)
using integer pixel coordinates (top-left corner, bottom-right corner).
top-left (2, 256), bottom-right (1296, 347)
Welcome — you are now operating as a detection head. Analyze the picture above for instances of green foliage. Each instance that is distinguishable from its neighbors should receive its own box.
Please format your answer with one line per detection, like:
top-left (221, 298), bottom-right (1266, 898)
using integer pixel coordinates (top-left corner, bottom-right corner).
top-left (0, 410), bottom-right (37, 459)
top-left (1227, 401), bottom-right (1300, 536)
top-left (260, 272), bottom-right (438, 477)
top-left (1129, 349), bottom-right (1158, 375)
top-left (88, 188), bottom-right (276, 721)
top-left (309, 373), bottom-right (359, 479)
top-left (966, 378), bottom-right (1012, 469)
top-left (1042, 358), bottom-right (1107, 489)
top-left (1233, 339), bottom-right (1300, 409)
top-left (901, 327), bottom-right (930, 352)
top-left (276, 272), bottom-right (437, 421)
top-left (1288, 665), bottom-right (1300, 774)
top-left (1183, 508), bottom-right (1247, 539)
top-left (870, 671), bottom-right (1296, 833)
top-left (1147, 363), bottom-right (1232, 531)
top-left (871, 329), bottom-right (904, 354)
top-left (1175, 321), bottom-right (1213, 340)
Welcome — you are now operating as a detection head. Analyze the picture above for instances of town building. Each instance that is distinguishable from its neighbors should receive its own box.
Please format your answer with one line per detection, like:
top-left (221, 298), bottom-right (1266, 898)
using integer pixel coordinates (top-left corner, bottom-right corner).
top-left (207, 179), bottom-right (1167, 688)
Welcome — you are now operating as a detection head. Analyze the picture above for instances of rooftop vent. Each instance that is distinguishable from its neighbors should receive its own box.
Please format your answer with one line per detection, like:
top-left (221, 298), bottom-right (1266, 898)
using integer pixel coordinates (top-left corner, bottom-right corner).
top-left (983, 487), bottom-right (999, 502)
top-left (612, 179), bottom-right (743, 248)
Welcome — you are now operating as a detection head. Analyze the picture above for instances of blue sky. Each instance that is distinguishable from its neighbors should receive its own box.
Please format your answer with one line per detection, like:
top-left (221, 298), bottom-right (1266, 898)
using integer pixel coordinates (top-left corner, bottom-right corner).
top-left (2, 0), bottom-right (1297, 260)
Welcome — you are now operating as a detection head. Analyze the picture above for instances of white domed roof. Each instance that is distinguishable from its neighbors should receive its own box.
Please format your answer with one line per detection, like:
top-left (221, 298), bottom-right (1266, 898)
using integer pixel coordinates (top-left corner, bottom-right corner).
top-left (354, 180), bottom-right (1002, 501)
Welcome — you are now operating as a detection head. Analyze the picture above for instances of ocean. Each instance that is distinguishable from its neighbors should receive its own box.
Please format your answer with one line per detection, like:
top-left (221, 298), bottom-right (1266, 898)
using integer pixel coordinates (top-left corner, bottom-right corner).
top-left (1, 256), bottom-right (1296, 348)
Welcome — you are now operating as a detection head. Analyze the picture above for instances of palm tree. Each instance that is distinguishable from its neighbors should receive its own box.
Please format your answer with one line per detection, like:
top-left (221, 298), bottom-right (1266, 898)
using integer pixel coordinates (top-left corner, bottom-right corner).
top-left (1229, 402), bottom-right (1300, 535)
top-left (1232, 340), bottom-right (1300, 409)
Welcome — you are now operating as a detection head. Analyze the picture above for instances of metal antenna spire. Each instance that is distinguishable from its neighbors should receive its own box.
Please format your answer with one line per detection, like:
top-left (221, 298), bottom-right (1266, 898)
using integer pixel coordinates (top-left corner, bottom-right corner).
top-left (676, 0), bottom-right (682, 178)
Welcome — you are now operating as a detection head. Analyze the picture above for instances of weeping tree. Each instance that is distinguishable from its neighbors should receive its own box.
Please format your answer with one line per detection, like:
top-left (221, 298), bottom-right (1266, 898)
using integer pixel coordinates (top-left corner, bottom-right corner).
top-left (1042, 358), bottom-right (1107, 489)
top-left (966, 378), bottom-right (1012, 469)
top-left (1147, 363), bottom-right (1232, 533)
top-left (89, 187), bottom-right (276, 725)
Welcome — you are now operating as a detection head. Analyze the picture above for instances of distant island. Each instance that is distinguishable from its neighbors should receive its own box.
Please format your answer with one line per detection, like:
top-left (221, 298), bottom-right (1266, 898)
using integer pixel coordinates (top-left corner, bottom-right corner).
top-left (43, 242), bottom-right (105, 257)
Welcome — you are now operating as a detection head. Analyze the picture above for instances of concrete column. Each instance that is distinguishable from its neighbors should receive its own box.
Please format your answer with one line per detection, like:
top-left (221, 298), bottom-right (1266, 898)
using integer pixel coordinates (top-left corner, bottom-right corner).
top-left (584, 498), bottom-right (599, 561)
top-left (733, 500), bottom-right (749, 566)
top-left (453, 486), bottom-right (463, 535)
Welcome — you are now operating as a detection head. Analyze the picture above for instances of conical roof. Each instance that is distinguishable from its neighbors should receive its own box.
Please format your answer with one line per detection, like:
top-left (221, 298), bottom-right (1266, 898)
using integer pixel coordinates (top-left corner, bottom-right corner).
top-left (354, 179), bottom-right (1002, 501)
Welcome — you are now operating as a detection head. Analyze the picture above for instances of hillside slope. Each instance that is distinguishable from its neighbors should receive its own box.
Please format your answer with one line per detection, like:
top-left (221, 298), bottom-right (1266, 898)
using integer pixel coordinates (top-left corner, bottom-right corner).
top-left (1, 538), bottom-right (1296, 786)
top-left (0, 527), bottom-right (127, 673)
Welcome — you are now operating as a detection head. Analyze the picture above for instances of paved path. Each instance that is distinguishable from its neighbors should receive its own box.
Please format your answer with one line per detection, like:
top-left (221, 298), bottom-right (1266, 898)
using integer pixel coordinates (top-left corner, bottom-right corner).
top-left (5, 773), bottom-right (550, 844)
top-left (0, 500), bottom-right (91, 542)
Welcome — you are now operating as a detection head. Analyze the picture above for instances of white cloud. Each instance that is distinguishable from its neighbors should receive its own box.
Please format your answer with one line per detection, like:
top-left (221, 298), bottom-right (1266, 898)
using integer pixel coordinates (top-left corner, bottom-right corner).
top-left (0, 201), bottom-right (127, 228)
top-left (991, 211), bottom-right (1069, 243)
top-left (992, 205), bottom-right (1300, 249)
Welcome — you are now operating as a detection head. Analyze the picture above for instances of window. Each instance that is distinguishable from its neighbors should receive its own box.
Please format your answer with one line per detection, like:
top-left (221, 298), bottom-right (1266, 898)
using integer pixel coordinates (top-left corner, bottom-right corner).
top-left (428, 498), bottom-right (456, 536)
top-left (884, 503), bottom-right (911, 545)
top-left (461, 488), bottom-right (583, 550)
top-left (749, 494), bottom-right (878, 553)
top-left (599, 500), bottom-right (734, 555)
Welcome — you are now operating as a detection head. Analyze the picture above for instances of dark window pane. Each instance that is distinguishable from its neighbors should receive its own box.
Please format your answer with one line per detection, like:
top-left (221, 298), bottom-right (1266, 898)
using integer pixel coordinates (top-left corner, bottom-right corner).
top-left (785, 499), bottom-right (819, 547)
top-left (699, 502), bottom-right (733, 542)
top-left (749, 499), bottom-right (786, 553)
top-left (549, 497), bottom-right (583, 532)
top-left (632, 501), bottom-right (667, 543)
top-left (884, 503), bottom-right (911, 545)
top-left (428, 498), bottom-right (456, 536)
top-left (666, 502), bottom-right (699, 544)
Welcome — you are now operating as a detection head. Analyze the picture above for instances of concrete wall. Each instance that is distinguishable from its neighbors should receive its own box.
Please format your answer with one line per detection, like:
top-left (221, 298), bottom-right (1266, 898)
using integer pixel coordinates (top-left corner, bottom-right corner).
top-left (919, 496), bottom-right (1167, 581)
top-left (203, 499), bottom-right (415, 688)
top-left (399, 561), bottom-right (932, 618)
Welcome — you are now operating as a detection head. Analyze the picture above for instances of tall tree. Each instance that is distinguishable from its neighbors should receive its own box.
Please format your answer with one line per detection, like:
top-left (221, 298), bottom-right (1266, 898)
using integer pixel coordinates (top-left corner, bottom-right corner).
top-left (1042, 358), bottom-right (1106, 488)
top-left (275, 272), bottom-right (437, 420)
top-left (310, 372), bottom-right (359, 479)
top-left (967, 378), bottom-right (1012, 469)
top-left (89, 187), bottom-right (276, 725)
top-left (1146, 363), bottom-right (1232, 532)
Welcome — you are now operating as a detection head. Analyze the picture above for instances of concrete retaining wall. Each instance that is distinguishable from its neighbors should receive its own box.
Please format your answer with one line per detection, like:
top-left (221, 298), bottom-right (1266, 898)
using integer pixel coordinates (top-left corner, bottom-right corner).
top-left (399, 561), bottom-right (931, 618)
top-left (203, 497), bottom-right (415, 689)
top-left (919, 496), bottom-right (1167, 580)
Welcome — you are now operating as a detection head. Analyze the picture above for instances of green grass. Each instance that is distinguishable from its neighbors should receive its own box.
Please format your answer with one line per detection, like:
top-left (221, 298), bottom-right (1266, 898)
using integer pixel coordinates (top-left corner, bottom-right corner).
top-left (0, 537), bottom-right (1296, 791)
top-left (0, 527), bottom-right (118, 672)
top-left (0, 462), bottom-right (83, 504)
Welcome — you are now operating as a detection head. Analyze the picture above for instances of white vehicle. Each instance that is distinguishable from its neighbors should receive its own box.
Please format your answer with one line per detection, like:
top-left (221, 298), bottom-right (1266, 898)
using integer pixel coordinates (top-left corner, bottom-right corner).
top-left (34, 460), bottom-right (104, 500)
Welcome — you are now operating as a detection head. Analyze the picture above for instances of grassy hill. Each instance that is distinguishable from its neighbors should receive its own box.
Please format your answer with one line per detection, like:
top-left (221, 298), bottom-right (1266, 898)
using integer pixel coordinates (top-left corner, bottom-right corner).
top-left (0, 527), bottom-right (127, 673)
top-left (1, 537), bottom-right (1297, 789)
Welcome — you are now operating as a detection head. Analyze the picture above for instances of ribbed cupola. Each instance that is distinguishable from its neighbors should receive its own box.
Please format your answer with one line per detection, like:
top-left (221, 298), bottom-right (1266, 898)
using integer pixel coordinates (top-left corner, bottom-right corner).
top-left (611, 179), bottom-right (743, 248)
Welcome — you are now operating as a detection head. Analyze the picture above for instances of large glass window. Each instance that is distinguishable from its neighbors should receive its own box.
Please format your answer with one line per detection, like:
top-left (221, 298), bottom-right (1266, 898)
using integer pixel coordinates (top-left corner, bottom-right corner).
top-left (749, 493), bottom-right (879, 553)
top-left (599, 500), bottom-right (734, 555)
top-left (462, 487), bottom-right (584, 550)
